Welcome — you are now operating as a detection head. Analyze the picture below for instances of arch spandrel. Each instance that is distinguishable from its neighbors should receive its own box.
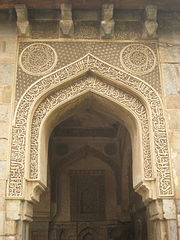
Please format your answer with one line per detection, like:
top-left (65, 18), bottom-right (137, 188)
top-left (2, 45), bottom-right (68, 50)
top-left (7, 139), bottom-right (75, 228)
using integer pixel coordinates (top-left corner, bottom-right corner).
top-left (8, 54), bottom-right (173, 200)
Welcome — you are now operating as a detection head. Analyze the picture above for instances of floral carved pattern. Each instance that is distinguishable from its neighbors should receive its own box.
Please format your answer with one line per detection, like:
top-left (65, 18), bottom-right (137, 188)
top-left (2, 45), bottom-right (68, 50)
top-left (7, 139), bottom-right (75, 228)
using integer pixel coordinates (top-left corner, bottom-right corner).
top-left (9, 53), bottom-right (173, 197)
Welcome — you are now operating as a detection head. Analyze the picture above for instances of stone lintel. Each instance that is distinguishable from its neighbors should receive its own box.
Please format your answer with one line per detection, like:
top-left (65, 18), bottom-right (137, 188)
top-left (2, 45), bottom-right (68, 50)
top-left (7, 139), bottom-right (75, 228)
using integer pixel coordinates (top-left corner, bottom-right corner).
top-left (15, 4), bottom-right (31, 37)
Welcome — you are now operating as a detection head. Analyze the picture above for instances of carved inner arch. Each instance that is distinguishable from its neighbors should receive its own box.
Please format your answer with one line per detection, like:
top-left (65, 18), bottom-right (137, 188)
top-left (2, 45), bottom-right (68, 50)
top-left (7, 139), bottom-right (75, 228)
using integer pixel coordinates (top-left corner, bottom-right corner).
top-left (29, 95), bottom-right (147, 240)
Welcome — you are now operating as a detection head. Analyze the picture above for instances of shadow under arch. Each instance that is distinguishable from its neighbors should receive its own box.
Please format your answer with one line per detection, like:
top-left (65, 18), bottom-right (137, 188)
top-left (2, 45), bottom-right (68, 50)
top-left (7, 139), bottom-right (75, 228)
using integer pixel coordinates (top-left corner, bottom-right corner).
top-left (8, 54), bottom-right (173, 202)
top-left (52, 144), bottom-right (125, 204)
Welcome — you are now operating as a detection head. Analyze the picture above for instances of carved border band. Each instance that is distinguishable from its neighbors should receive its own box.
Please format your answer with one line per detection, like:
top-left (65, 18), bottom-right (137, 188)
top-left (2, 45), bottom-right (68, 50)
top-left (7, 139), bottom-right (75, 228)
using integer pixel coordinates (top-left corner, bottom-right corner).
top-left (8, 54), bottom-right (173, 197)
top-left (30, 75), bottom-right (151, 181)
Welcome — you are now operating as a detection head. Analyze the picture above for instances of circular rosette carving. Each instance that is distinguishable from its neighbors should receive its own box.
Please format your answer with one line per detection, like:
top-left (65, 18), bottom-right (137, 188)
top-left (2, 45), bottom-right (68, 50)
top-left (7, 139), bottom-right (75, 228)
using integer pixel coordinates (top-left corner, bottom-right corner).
top-left (120, 44), bottom-right (156, 75)
top-left (19, 43), bottom-right (58, 76)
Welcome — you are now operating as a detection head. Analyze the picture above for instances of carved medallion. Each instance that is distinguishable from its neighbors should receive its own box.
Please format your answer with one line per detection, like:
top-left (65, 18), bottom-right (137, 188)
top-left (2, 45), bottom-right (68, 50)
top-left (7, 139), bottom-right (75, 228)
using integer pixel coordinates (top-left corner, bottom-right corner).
top-left (19, 43), bottom-right (57, 76)
top-left (120, 44), bottom-right (156, 75)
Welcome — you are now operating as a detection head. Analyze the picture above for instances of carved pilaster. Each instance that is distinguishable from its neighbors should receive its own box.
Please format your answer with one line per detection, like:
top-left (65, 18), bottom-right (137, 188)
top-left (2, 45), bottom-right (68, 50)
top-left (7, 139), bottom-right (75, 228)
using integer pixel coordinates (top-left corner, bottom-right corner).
top-left (15, 4), bottom-right (31, 37)
top-left (100, 4), bottom-right (115, 39)
top-left (142, 4), bottom-right (158, 39)
top-left (59, 3), bottom-right (74, 37)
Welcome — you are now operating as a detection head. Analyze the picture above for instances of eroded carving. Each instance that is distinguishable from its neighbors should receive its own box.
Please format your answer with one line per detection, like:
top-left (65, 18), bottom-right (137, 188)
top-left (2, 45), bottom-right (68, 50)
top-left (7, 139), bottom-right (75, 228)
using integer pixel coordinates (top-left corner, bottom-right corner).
top-left (100, 4), bottom-right (115, 38)
top-left (142, 5), bottom-right (158, 39)
top-left (15, 4), bottom-right (31, 37)
top-left (9, 54), bottom-right (172, 198)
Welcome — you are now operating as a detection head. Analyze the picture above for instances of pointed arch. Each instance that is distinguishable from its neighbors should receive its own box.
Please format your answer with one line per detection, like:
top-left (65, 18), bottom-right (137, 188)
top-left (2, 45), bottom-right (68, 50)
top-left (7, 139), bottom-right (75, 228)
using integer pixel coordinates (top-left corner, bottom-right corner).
top-left (8, 54), bottom-right (173, 200)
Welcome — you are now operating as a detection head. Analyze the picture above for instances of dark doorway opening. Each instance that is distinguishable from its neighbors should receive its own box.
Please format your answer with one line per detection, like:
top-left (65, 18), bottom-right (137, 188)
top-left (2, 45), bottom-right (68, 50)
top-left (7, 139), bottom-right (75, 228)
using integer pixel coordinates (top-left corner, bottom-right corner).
top-left (29, 98), bottom-right (147, 240)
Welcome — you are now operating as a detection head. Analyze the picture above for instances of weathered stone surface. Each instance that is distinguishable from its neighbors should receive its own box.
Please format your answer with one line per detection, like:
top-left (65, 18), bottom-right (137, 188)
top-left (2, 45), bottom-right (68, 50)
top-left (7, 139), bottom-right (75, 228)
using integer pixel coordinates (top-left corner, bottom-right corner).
top-left (177, 214), bottom-right (180, 226)
top-left (0, 64), bottom-right (15, 84)
top-left (167, 110), bottom-right (180, 129)
top-left (167, 220), bottom-right (178, 240)
top-left (0, 180), bottom-right (6, 196)
top-left (166, 95), bottom-right (180, 109)
top-left (159, 45), bottom-right (180, 63)
top-left (0, 211), bottom-right (5, 235)
top-left (0, 41), bottom-right (16, 63)
top-left (0, 123), bottom-right (9, 138)
top-left (169, 131), bottom-right (180, 153)
top-left (172, 154), bottom-right (180, 197)
top-left (0, 22), bottom-right (16, 38)
top-left (162, 64), bottom-right (179, 94)
top-left (0, 140), bottom-right (8, 160)
top-left (0, 105), bottom-right (9, 122)
top-left (0, 86), bottom-right (11, 104)
top-left (0, 161), bottom-right (7, 179)
top-left (6, 200), bottom-right (21, 220)
top-left (4, 220), bottom-right (17, 235)
top-left (163, 200), bottom-right (176, 219)
top-left (176, 200), bottom-right (180, 214)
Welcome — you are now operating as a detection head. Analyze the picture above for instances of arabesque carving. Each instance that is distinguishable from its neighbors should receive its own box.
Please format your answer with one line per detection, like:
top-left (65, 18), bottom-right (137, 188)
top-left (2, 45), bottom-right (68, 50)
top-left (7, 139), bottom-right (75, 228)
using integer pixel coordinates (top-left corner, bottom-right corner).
top-left (19, 43), bottom-right (58, 76)
top-left (30, 75), bottom-right (151, 181)
top-left (120, 44), bottom-right (156, 75)
top-left (8, 54), bottom-right (173, 198)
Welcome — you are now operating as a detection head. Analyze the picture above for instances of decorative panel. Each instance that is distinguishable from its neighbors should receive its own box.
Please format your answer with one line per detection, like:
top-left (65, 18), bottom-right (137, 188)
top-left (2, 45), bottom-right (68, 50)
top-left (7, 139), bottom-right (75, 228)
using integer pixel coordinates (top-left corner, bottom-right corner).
top-left (70, 170), bottom-right (105, 221)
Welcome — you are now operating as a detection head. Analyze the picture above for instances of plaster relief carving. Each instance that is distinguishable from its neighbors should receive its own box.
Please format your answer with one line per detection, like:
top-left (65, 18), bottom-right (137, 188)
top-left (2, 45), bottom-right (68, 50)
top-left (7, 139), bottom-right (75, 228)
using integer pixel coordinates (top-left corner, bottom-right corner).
top-left (19, 43), bottom-right (58, 76)
top-left (120, 44), bottom-right (156, 75)
top-left (8, 54), bottom-right (173, 198)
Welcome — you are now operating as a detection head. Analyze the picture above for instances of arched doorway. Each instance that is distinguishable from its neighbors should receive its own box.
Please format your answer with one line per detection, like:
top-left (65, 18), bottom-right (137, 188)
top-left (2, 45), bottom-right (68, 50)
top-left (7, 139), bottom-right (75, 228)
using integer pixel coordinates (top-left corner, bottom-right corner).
top-left (6, 55), bottom-right (174, 240)
top-left (29, 95), bottom-right (147, 240)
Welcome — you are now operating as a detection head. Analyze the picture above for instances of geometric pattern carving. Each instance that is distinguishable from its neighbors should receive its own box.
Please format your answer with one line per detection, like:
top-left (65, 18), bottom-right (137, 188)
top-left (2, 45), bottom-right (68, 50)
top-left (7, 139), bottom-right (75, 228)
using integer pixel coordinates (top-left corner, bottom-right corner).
top-left (120, 44), bottom-right (156, 75)
top-left (8, 54), bottom-right (173, 198)
top-left (16, 42), bottom-right (161, 104)
top-left (19, 43), bottom-right (58, 76)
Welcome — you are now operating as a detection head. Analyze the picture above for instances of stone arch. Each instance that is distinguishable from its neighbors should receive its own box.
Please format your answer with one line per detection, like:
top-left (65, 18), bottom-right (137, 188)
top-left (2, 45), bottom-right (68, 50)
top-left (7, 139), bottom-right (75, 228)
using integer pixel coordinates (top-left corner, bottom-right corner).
top-left (8, 54), bottom-right (173, 201)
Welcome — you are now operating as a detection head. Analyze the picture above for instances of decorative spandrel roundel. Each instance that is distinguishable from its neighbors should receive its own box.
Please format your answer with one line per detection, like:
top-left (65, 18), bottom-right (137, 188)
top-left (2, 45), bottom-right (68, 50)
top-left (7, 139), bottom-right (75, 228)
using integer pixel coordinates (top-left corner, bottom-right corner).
top-left (120, 44), bottom-right (156, 75)
top-left (19, 43), bottom-right (58, 76)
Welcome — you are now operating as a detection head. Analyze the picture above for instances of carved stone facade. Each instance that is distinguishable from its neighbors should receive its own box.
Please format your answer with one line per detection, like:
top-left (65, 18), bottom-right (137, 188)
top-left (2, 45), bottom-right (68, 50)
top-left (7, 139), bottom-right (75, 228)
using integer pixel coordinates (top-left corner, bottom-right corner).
top-left (0, 5), bottom-right (179, 240)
